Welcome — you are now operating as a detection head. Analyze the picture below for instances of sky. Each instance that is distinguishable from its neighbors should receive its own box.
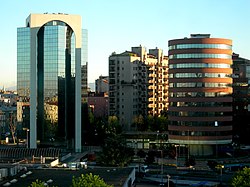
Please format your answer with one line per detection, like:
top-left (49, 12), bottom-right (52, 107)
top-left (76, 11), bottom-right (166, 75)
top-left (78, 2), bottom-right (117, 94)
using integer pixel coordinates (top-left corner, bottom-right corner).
top-left (1, 0), bottom-right (250, 89)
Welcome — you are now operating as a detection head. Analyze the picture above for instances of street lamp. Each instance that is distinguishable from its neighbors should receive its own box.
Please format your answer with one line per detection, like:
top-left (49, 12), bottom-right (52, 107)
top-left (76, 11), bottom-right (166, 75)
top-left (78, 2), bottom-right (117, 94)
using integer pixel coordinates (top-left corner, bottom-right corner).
top-left (175, 145), bottom-right (179, 167)
top-left (160, 150), bottom-right (163, 185)
top-left (220, 165), bottom-right (224, 184)
top-left (215, 121), bottom-right (218, 158)
top-left (156, 130), bottom-right (159, 149)
top-left (187, 129), bottom-right (190, 160)
top-left (23, 128), bottom-right (29, 148)
top-left (167, 174), bottom-right (171, 187)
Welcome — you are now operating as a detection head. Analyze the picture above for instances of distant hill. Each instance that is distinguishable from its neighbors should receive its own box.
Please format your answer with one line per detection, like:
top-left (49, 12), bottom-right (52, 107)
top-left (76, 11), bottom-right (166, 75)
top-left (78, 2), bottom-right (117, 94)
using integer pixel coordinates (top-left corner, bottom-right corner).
top-left (88, 83), bottom-right (95, 92)
top-left (6, 85), bottom-right (17, 91)
top-left (2, 84), bottom-right (95, 92)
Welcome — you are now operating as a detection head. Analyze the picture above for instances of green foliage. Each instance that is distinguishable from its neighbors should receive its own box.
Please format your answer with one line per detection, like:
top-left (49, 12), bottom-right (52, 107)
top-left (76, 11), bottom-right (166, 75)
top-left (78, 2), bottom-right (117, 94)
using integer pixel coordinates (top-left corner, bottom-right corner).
top-left (107, 116), bottom-right (122, 136)
top-left (133, 114), bottom-right (169, 132)
top-left (98, 135), bottom-right (134, 167)
top-left (89, 111), bottom-right (95, 125)
top-left (29, 174), bottom-right (112, 187)
top-left (29, 179), bottom-right (55, 187)
top-left (133, 115), bottom-right (146, 131)
top-left (44, 119), bottom-right (58, 139)
top-left (71, 173), bottom-right (113, 187)
top-left (231, 167), bottom-right (250, 187)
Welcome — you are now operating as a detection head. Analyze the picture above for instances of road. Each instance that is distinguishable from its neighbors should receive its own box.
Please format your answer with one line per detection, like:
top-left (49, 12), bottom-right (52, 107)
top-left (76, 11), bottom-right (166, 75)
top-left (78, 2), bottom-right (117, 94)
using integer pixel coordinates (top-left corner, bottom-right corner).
top-left (142, 164), bottom-right (234, 186)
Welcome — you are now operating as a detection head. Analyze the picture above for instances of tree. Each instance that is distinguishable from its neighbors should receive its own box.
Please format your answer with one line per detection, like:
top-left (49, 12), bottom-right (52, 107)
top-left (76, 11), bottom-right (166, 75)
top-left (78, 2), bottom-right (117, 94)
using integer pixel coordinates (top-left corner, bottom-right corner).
top-left (71, 173), bottom-right (113, 187)
top-left (155, 116), bottom-right (168, 132)
top-left (7, 112), bottom-right (17, 144)
top-left (231, 167), bottom-right (250, 187)
top-left (28, 179), bottom-right (54, 187)
top-left (98, 135), bottom-right (134, 167)
top-left (146, 115), bottom-right (155, 131)
top-left (107, 116), bottom-right (121, 136)
top-left (132, 115), bottom-right (146, 131)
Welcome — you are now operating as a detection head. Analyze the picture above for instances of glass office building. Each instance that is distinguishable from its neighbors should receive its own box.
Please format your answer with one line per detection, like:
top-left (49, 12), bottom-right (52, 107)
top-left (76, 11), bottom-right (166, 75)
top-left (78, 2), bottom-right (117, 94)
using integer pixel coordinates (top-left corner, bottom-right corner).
top-left (17, 13), bottom-right (85, 152)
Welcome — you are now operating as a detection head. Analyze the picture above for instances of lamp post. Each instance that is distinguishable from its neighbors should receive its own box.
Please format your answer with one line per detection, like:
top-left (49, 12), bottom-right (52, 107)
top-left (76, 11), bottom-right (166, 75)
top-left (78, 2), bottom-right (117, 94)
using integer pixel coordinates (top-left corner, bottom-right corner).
top-left (23, 128), bottom-right (29, 148)
top-left (156, 130), bottom-right (159, 149)
top-left (26, 129), bottom-right (29, 148)
top-left (175, 145), bottom-right (179, 167)
top-left (167, 174), bottom-right (171, 187)
top-left (215, 121), bottom-right (218, 158)
top-left (220, 165), bottom-right (224, 184)
top-left (187, 129), bottom-right (190, 160)
top-left (161, 150), bottom-right (163, 185)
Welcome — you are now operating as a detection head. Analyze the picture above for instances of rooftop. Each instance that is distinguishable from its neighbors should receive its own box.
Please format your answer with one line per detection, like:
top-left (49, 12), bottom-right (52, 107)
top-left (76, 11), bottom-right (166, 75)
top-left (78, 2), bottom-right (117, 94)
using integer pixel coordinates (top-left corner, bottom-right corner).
top-left (1, 167), bottom-right (134, 187)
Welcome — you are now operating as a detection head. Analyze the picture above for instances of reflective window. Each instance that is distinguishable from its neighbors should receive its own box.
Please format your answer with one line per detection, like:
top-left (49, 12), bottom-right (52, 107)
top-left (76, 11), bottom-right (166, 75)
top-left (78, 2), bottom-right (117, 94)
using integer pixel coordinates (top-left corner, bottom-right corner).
top-left (169, 44), bottom-right (232, 50)
top-left (169, 92), bottom-right (231, 97)
top-left (169, 63), bottom-right (231, 69)
top-left (169, 54), bottom-right (232, 59)
top-left (169, 73), bottom-right (230, 78)
top-left (169, 82), bottom-right (230, 88)
top-left (17, 27), bottom-right (31, 97)
top-left (170, 101), bottom-right (231, 107)
top-left (169, 111), bottom-right (231, 118)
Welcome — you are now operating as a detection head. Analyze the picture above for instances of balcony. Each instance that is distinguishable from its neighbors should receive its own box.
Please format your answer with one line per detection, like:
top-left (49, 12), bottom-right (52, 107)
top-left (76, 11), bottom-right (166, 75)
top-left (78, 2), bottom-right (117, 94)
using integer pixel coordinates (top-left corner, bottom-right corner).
top-left (120, 80), bottom-right (135, 85)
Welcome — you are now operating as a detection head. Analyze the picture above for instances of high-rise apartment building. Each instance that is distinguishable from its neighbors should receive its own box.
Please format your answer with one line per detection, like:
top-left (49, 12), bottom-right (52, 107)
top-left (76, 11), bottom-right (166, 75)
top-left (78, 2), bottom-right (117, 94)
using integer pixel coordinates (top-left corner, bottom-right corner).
top-left (109, 46), bottom-right (168, 130)
top-left (168, 34), bottom-right (233, 156)
top-left (17, 13), bottom-right (86, 152)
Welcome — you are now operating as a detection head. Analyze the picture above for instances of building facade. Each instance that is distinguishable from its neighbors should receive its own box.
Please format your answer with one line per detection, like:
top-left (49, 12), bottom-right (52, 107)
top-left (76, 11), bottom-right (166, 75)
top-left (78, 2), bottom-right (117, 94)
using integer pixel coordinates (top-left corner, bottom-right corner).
top-left (168, 34), bottom-right (233, 156)
top-left (17, 13), bottom-right (86, 152)
top-left (81, 29), bottom-right (88, 103)
top-left (95, 75), bottom-right (109, 94)
top-left (109, 46), bottom-right (168, 130)
top-left (88, 92), bottom-right (109, 118)
top-left (232, 53), bottom-right (250, 145)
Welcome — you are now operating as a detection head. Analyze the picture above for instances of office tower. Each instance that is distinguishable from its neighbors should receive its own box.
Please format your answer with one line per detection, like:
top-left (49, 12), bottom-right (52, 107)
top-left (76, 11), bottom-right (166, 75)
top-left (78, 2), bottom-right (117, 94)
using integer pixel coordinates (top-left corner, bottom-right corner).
top-left (232, 53), bottom-right (250, 144)
top-left (168, 34), bottom-right (233, 156)
top-left (81, 29), bottom-right (88, 103)
top-left (109, 46), bottom-right (168, 130)
top-left (17, 13), bottom-right (86, 152)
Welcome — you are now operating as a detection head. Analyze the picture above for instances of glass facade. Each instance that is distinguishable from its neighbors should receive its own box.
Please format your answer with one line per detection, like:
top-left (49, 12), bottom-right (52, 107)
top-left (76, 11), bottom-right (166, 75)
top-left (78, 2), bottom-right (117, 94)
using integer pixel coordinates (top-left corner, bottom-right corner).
top-left (169, 43), bottom-right (232, 50)
top-left (17, 18), bottom-right (85, 145)
top-left (81, 29), bottom-right (88, 102)
top-left (169, 82), bottom-right (230, 88)
top-left (169, 73), bottom-right (230, 78)
top-left (169, 53), bottom-right (232, 59)
top-left (17, 27), bottom-right (30, 98)
top-left (169, 63), bottom-right (230, 69)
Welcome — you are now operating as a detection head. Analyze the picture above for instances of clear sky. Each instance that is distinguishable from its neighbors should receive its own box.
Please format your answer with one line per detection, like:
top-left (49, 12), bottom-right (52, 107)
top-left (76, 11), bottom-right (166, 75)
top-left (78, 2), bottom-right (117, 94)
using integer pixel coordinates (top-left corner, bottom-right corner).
top-left (1, 0), bottom-right (250, 89)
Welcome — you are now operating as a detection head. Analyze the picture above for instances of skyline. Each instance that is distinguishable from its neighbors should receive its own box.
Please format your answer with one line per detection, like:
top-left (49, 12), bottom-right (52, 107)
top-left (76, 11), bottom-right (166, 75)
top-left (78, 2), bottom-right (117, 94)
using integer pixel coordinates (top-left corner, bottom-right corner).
top-left (1, 0), bottom-right (250, 89)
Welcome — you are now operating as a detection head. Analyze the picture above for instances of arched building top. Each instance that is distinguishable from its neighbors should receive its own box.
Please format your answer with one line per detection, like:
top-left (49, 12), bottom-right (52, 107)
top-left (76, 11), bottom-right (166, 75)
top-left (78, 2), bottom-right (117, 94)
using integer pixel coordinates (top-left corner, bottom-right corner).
top-left (26, 13), bottom-right (82, 48)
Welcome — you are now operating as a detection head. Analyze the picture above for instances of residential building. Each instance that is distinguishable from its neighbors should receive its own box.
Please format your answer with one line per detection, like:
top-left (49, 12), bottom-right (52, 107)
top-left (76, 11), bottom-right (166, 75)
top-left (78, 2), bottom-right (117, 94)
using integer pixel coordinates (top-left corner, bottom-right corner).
top-left (108, 46), bottom-right (168, 131)
top-left (168, 34), bottom-right (233, 156)
top-left (88, 92), bottom-right (109, 118)
top-left (0, 91), bottom-right (18, 143)
top-left (95, 75), bottom-right (109, 94)
top-left (17, 13), bottom-right (87, 152)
